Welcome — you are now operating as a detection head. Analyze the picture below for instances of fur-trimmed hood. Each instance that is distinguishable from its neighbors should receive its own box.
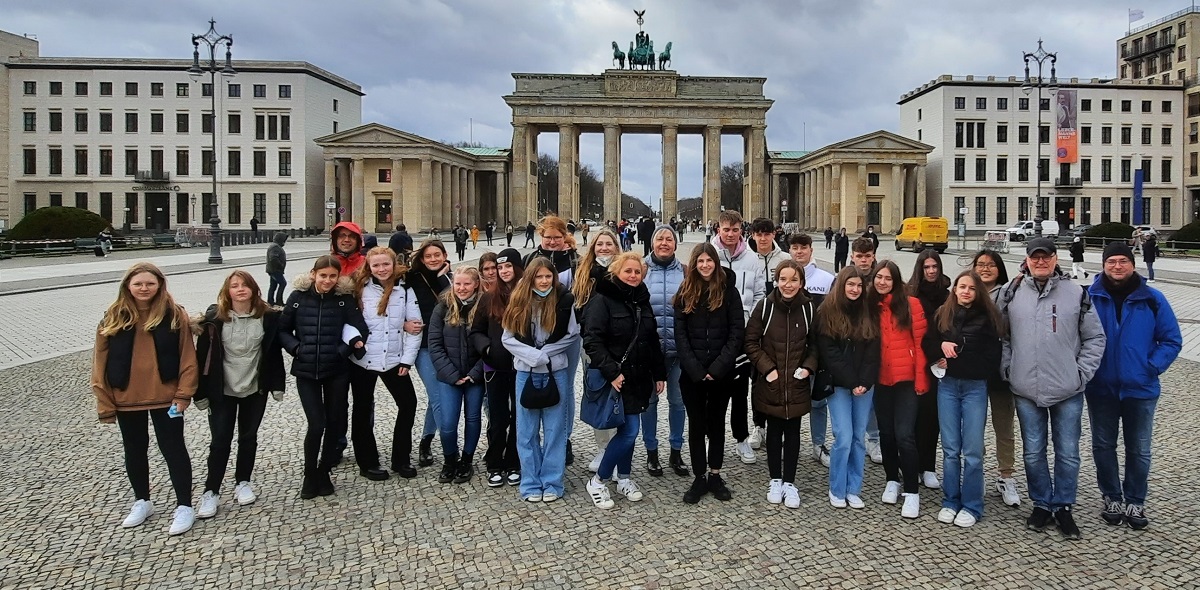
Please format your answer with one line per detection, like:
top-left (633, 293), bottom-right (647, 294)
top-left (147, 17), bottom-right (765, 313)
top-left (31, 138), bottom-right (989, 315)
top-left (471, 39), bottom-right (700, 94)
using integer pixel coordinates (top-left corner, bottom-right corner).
top-left (293, 273), bottom-right (356, 295)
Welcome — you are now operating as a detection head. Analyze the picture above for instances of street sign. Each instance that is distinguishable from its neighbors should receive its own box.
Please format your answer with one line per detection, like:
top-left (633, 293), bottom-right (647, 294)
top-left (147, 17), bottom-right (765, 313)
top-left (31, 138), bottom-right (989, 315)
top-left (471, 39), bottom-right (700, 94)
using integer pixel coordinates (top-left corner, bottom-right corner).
top-left (338, 207), bottom-right (346, 214)
top-left (325, 202), bottom-right (335, 210)
top-left (959, 207), bottom-right (969, 215)
top-left (781, 200), bottom-right (788, 206)
top-left (781, 206), bottom-right (788, 212)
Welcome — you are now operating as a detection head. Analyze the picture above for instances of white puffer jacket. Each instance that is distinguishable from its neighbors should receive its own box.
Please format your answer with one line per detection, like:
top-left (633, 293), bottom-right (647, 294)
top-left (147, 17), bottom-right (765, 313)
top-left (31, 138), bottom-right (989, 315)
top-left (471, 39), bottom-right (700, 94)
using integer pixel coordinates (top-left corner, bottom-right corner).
top-left (351, 277), bottom-right (423, 372)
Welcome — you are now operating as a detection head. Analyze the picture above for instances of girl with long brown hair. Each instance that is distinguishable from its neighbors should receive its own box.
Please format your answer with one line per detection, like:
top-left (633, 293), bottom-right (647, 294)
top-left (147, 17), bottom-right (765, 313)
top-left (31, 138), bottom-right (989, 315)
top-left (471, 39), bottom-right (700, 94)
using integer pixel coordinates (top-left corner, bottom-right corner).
top-left (408, 238), bottom-right (452, 468)
top-left (429, 266), bottom-right (485, 484)
top-left (572, 227), bottom-right (622, 473)
top-left (92, 262), bottom-right (198, 535)
top-left (907, 249), bottom-right (951, 491)
top-left (471, 248), bottom-right (525, 487)
top-left (193, 270), bottom-right (285, 522)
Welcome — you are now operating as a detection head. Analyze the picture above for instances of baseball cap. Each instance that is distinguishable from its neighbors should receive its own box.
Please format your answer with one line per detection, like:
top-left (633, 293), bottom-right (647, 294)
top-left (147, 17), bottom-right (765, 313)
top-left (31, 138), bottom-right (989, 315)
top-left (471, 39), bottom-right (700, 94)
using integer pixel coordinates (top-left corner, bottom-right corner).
top-left (1025, 237), bottom-right (1057, 256)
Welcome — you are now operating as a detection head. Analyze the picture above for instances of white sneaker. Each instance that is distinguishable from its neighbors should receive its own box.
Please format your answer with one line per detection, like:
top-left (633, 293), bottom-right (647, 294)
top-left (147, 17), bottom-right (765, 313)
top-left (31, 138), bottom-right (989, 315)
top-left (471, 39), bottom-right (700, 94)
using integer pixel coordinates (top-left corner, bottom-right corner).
top-left (783, 483), bottom-right (801, 509)
top-left (524, 493), bottom-right (543, 503)
top-left (901, 493), bottom-right (920, 519)
top-left (748, 426), bottom-right (764, 450)
top-left (737, 440), bottom-right (757, 464)
top-left (921, 471), bottom-right (942, 489)
top-left (953, 510), bottom-right (978, 528)
top-left (121, 499), bottom-right (154, 528)
top-left (829, 491), bottom-right (847, 509)
top-left (881, 481), bottom-right (901, 504)
top-left (585, 478), bottom-right (615, 509)
top-left (196, 491), bottom-right (219, 519)
top-left (541, 492), bottom-right (560, 503)
top-left (813, 444), bottom-right (831, 468)
top-left (996, 477), bottom-right (1022, 507)
top-left (937, 507), bottom-right (957, 524)
top-left (616, 478), bottom-right (644, 502)
top-left (867, 440), bottom-right (883, 464)
top-left (846, 494), bottom-right (865, 509)
top-left (233, 481), bottom-right (257, 506)
top-left (168, 505), bottom-right (195, 536)
top-left (767, 479), bottom-right (784, 504)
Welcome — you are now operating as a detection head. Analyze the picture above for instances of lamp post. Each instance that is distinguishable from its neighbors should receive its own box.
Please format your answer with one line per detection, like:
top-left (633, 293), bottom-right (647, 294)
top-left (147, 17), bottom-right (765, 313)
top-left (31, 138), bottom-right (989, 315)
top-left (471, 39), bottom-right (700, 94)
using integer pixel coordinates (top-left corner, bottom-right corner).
top-left (1022, 39), bottom-right (1058, 237)
top-left (189, 19), bottom-right (235, 264)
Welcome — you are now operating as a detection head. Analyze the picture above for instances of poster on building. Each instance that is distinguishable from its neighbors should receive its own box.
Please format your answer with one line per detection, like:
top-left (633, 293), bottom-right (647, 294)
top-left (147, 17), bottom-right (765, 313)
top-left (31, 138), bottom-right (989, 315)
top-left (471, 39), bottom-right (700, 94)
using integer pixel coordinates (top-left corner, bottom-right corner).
top-left (1056, 89), bottom-right (1078, 164)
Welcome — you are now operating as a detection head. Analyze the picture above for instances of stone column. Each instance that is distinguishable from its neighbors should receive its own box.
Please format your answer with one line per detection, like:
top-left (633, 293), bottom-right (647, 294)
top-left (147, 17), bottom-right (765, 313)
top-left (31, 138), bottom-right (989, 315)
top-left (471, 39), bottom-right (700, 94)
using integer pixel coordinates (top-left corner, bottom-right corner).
top-left (510, 123), bottom-right (530, 224)
top-left (603, 124), bottom-right (622, 223)
top-left (770, 172), bottom-right (781, 223)
top-left (703, 125), bottom-right (721, 225)
top-left (459, 167), bottom-right (468, 226)
top-left (324, 158), bottom-right (336, 226)
top-left (746, 125), bottom-right (767, 219)
top-left (662, 124), bottom-right (678, 222)
top-left (441, 163), bottom-right (453, 228)
top-left (419, 156), bottom-right (433, 231)
top-left (338, 160), bottom-right (351, 223)
top-left (832, 164), bottom-right (844, 230)
top-left (451, 165), bottom-right (461, 226)
top-left (391, 158), bottom-right (403, 229)
top-left (431, 160), bottom-right (443, 231)
top-left (351, 156), bottom-right (365, 229)
top-left (890, 163), bottom-right (904, 233)
top-left (915, 164), bottom-right (927, 217)
top-left (494, 170), bottom-right (506, 224)
top-left (856, 162), bottom-right (868, 231)
top-left (558, 123), bottom-right (577, 221)
top-left (805, 172), bottom-right (815, 230)
top-left (467, 169), bottom-right (476, 226)
top-left (816, 167), bottom-right (826, 230)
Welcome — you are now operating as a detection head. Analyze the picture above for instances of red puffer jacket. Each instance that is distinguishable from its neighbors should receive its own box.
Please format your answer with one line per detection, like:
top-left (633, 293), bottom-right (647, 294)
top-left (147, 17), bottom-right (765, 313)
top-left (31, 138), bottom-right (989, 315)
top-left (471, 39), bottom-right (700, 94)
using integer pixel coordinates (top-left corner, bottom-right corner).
top-left (878, 294), bottom-right (930, 393)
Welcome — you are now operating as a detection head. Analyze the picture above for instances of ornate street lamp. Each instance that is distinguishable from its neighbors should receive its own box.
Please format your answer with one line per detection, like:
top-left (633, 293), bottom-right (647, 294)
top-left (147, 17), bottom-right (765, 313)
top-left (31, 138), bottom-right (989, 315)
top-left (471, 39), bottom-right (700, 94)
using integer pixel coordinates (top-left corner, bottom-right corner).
top-left (189, 19), bottom-right (235, 263)
top-left (1022, 40), bottom-right (1058, 237)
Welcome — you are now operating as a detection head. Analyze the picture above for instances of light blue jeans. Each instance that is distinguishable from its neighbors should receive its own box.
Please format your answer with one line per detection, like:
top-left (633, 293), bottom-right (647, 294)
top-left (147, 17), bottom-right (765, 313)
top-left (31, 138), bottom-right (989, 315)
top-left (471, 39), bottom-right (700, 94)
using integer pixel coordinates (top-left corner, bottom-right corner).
top-left (565, 339), bottom-right (581, 439)
top-left (599, 412), bottom-right (642, 480)
top-left (938, 376), bottom-right (989, 519)
top-left (867, 408), bottom-right (879, 444)
top-left (642, 359), bottom-right (684, 451)
top-left (810, 398), bottom-right (828, 448)
top-left (1015, 392), bottom-right (1084, 511)
top-left (439, 382), bottom-right (484, 459)
top-left (515, 368), bottom-right (573, 499)
top-left (414, 349), bottom-right (442, 439)
top-left (827, 386), bottom-right (874, 499)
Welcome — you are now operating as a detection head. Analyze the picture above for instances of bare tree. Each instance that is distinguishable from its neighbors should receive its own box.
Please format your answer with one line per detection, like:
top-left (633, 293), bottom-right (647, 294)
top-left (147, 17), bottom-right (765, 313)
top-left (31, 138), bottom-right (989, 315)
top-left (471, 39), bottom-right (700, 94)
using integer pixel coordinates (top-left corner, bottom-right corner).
top-left (720, 162), bottom-right (744, 213)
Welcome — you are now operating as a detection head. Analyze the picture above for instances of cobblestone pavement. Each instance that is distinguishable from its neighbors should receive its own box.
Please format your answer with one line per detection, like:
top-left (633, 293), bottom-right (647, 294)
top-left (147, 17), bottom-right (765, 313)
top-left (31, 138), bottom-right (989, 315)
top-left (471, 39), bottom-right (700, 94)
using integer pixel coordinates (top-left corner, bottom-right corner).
top-left (1, 232), bottom-right (1197, 588)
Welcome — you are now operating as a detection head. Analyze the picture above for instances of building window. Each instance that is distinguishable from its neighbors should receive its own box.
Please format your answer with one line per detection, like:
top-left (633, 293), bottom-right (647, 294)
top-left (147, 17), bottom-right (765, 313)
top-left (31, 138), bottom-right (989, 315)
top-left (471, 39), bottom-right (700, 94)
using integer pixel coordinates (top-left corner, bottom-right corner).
top-left (1121, 127), bottom-right (1132, 145)
top-left (148, 82), bottom-right (162, 97)
top-left (202, 83), bottom-right (212, 97)
top-left (1121, 100), bottom-right (1132, 112)
top-left (1081, 98), bottom-right (1091, 112)
top-left (151, 113), bottom-right (163, 133)
top-left (1039, 125), bottom-right (1050, 144)
top-left (99, 112), bottom-right (112, 133)
top-left (1099, 197), bottom-right (1111, 223)
top-left (177, 113), bottom-right (189, 133)
top-left (202, 149), bottom-right (213, 176)
top-left (228, 83), bottom-right (241, 98)
top-left (75, 148), bottom-right (88, 175)
top-left (24, 194), bottom-right (36, 215)
top-left (125, 149), bottom-right (138, 176)
top-left (177, 83), bottom-right (189, 97)
top-left (99, 149), bottom-right (112, 175)
top-left (1101, 126), bottom-right (1112, 144)
top-left (1080, 126), bottom-right (1091, 144)
top-left (1040, 98), bottom-right (1050, 111)
top-left (99, 82), bottom-right (112, 96)
top-left (1142, 158), bottom-right (1152, 183)
top-left (1162, 159), bottom-right (1172, 183)
top-left (954, 157), bottom-right (965, 181)
top-left (997, 124), bottom-right (1008, 143)
top-left (954, 97), bottom-right (966, 110)
top-left (1080, 197), bottom-right (1091, 224)
top-left (1039, 158), bottom-right (1050, 182)
top-left (956, 121), bottom-right (986, 148)
top-left (255, 115), bottom-right (265, 140)
top-left (1037, 197), bottom-right (1050, 219)
top-left (1081, 158), bottom-right (1091, 182)
top-left (49, 111), bottom-right (62, 132)
top-left (23, 112), bottom-right (35, 132)
top-left (1018, 98), bottom-right (1029, 111)
top-left (176, 193), bottom-right (188, 224)
top-left (997, 97), bottom-right (1008, 110)
top-left (1163, 127), bottom-right (1173, 145)
top-left (1018, 125), bottom-right (1029, 143)
top-left (1120, 198), bottom-right (1132, 224)
top-left (278, 151), bottom-right (291, 176)
top-left (202, 193), bottom-right (214, 219)
top-left (75, 192), bottom-right (88, 209)
top-left (253, 151), bottom-right (267, 176)
top-left (997, 157), bottom-right (1008, 181)
top-left (976, 97), bottom-right (986, 110)
top-left (1121, 159), bottom-right (1132, 182)
top-left (177, 149), bottom-right (189, 176)
top-left (150, 150), bottom-right (163, 178)
top-left (254, 193), bottom-right (267, 223)
top-left (1018, 158), bottom-right (1029, 182)
top-left (268, 116), bottom-right (277, 140)
top-left (996, 197), bottom-right (1008, 225)
top-left (975, 157), bottom-right (986, 181)
top-left (974, 197), bottom-right (987, 225)
top-left (202, 113), bottom-right (213, 134)
top-left (281, 116), bottom-right (291, 140)
top-left (228, 113), bottom-right (241, 134)
top-left (279, 193), bottom-right (292, 224)
top-left (953, 197), bottom-right (966, 224)
top-left (48, 148), bottom-right (62, 175)
top-left (278, 85), bottom-right (292, 99)
top-left (75, 82), bottom-right (88, 96)
top-left (227, 150), bottom-right (241, 176)
top-left (1162, 198), bottom-right (1172, 226)
top-left (75, 112), bottom-right (88, 133)
top-left (125, 82), bottom-right (138, 96)
top-left (49, 81), bottom-right (62, 95)
top-left (333, 122), bottom-right (338, 133)
top-left (99, 192), bottom-right (112, 221)
top-left (1142, 100), bottom-right (1152, 113)
top-left (253, 84), bottom-right (266, 98)
top-left (50, 193), bottom-right (62, 207)
top-left (1101, 99), bottom-right (1112, 112)
top-left (917, 129), bottom-right (922, 140)
top-left (23, 81), bottom-right (35, 95)
top-left (1015, 196), bottom-right (1028, 219)
top-left (227, 193), bottom-right (242, 224)
top-left (867, 173), bottom-right (880, 186)
top-left (23, 148), bottom-right (36, 175)
top-left (333, 99), bottom-right (339, 112)
top-left (124, 112), bottom-right (138, 133)
top-left (1163, 100), bottom-right (1173, 113)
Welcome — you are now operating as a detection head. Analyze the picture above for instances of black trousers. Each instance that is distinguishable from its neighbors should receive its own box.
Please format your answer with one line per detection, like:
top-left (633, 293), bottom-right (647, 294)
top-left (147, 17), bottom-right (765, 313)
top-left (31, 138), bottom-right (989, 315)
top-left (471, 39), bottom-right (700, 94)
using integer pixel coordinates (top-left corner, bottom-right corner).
top-left (642, 241), bottom-right (651, 256)
top-left (349, 364), bottom-right (417, 470)
top-left (728, 372), bottom-right (751, 442)
top-left (296, 373), bottom-right (350, 474)
top-left (875, 381), bottom-right (920, 494)
top-left (483, 370), bottom-right (520, 472)
top-left (455, 243), bottom-right (466, 261)
top-left (204, 392), bottom-right (268, 493)
top-left (834, 254), bottom-right (848, 271)
top-left (916, 375), bottom-right (940, 473)
top-left (117, 408), bottom-right (192, 506)
top-left (766, 415), bottom-right (803, 483)
top-left (680, 374), bottom-right (734, 473)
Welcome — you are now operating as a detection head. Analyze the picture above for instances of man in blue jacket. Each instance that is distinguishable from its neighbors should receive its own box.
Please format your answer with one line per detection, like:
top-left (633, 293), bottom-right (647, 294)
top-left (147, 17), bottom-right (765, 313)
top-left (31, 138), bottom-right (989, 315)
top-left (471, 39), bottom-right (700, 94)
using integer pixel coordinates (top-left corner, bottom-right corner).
top-left (1085, 242), bottom-right (1182, 531)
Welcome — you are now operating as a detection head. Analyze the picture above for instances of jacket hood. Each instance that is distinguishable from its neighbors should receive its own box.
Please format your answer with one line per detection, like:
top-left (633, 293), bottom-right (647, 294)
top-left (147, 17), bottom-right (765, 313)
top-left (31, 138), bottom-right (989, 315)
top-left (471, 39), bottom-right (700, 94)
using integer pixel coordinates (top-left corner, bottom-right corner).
top-left (596, 274), bottom-right (651, 305)
top-left (273, 232), bottom-right (289, 246)
top-left (331, 221), bottom-right (364, 252)
top-left (767, 287), bottom-right (812, 307)
top-left (293, 273), bottom-right (356, 295)
top-left (711, 234), bottom-right (749, 260)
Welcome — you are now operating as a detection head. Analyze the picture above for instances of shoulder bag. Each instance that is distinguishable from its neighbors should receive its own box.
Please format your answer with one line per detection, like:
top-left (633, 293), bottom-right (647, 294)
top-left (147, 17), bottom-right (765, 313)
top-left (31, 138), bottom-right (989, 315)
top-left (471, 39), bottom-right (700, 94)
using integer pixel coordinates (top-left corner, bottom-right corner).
top-left (580, 308), bottom-right (640, 429)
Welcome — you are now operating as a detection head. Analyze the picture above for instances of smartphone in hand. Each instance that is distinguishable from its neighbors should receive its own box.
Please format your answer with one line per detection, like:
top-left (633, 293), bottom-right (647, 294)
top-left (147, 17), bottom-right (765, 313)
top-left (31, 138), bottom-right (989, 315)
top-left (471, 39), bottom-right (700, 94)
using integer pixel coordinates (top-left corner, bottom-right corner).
top-left (167, 403), bottom-right (183, 419)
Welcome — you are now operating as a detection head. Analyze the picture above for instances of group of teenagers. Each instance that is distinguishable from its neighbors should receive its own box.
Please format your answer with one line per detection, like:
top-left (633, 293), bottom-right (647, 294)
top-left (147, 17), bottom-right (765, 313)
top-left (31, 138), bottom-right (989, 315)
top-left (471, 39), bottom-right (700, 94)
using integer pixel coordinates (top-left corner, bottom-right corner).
top-left (91, 210), bottom-right (1181, 540)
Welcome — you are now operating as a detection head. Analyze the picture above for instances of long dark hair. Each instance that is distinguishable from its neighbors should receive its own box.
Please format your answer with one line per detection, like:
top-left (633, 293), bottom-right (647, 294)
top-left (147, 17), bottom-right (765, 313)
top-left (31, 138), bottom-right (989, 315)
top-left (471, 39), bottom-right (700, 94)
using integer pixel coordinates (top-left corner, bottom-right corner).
top-left (906, 249), bottom-right (950, 295)
top-left (868, 260), bottom-right (912, 329)
top-left (675, 243), bottom-right (726, 313)
top-left (936, 271), bottom-right (1005, 337)
top-left (486, 258), bottom-right (524, 321)
top-left (817, 266), bottom-right (878, 341)
top-left (970, 249), bottom-right (1010, 289)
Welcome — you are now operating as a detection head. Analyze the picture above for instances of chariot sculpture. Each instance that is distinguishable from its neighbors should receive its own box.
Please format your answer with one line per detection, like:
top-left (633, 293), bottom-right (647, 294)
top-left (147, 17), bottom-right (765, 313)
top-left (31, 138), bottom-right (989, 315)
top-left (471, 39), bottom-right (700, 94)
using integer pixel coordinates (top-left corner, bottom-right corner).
top-left (610, 9), bottom-right (673, 71)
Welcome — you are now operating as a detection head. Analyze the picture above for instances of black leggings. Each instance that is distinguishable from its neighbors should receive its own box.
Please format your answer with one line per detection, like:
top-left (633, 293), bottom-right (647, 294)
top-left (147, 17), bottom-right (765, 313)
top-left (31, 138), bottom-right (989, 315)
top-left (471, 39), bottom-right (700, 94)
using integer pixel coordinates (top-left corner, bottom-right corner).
top-left (204, 392), bottom-right (268, 493)
top-left (916, 375), bottom-right (940, 473)
top-left (296, 373), bottom-right (350, 474)
top-left (766, 415), bottom-right (803, 483)
top-left (728, 371), bottom-right (750, 442)
top-left (875, 381), bottom-right (920, 494)
top-left (349, 364), bottom-right (418, 470)
top-left (680, 374), bottom-right (733, 474)
top-left (484, 370), bottom-right (520, 472)
top-left (117, 408), bottom-right (192, 506)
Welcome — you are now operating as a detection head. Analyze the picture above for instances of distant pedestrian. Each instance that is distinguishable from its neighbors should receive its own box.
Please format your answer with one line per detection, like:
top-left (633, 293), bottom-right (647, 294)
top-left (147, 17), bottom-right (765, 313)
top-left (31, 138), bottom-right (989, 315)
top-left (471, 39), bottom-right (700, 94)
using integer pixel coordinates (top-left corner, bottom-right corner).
top-left (470, 225), bottom-right (480, 249)
top-left (1142, 235), bottom-right (1158, 282)
top-left (1069, 237), bottom-right (1088, 279)
top-left (505, 222), bottom-right (514, 247)
top-left (249, 217), bottom-right (260, 235)
top-left (824, 227), bottom-right (834, 249)
top-left (833, 228), bottom-right (850, 271)
top-left (388, 223), bottom-right (414, 261)
top-left (862, 226), bottom-right (879, 251)
top-left (453, 225), bottom-right (469, 261)
top-left (265, 232), bottom-right (288, 306)
top-left (98, 226), bottom-right (114, 257)
top-left (485, 221), bottom-right (495, 246)
top-left (524, 222), bottom-right (536, 248)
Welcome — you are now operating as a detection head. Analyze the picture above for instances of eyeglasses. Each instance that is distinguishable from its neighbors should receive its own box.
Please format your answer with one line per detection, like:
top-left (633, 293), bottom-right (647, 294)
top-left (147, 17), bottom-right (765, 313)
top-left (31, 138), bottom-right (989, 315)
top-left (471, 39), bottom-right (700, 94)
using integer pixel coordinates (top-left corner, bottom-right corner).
top-left (1104, 258), bottom-right (1133, 266)
top-left (973, 262), bottom-right (997, 270)
top-left (1029, 254), bottom-right (1055, 263)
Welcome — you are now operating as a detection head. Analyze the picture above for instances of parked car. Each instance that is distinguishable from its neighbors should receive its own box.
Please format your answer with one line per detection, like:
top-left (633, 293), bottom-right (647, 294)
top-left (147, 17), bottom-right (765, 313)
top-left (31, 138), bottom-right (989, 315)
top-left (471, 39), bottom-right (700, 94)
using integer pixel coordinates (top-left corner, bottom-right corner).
top-left (1005, 219), bottom-right (1060, 241)
top-left (1071, 224), bottom-right (1094, 236)
top-left (1134, 225), bottom-right (1158, 237)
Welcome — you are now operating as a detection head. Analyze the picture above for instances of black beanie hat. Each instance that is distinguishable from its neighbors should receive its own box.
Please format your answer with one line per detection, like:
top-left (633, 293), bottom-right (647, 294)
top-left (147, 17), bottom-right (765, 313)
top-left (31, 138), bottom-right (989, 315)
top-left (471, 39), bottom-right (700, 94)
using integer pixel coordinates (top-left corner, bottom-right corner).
top-left (1102, 241), bottom-right (1135, 263)
top-left (496, 248), bottom-right (524, 271)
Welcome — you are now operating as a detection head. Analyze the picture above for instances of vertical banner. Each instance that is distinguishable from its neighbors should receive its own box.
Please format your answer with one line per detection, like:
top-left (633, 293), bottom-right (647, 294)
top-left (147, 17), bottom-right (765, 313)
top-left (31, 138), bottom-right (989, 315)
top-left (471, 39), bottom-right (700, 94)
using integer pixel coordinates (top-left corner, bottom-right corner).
top-left (1133, 168), bottom-right (1144, 223)
top-left (1056, 89), bottom-right (1078, 164)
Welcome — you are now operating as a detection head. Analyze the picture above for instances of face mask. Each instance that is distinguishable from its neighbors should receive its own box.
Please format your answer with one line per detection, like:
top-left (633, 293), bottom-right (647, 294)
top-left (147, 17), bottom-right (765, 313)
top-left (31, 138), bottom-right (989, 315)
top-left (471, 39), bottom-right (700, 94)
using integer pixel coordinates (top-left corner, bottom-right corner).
top-left (596, 256), bottom-right (612, 267)
top-left (533, 287), bottom-right (553, 297)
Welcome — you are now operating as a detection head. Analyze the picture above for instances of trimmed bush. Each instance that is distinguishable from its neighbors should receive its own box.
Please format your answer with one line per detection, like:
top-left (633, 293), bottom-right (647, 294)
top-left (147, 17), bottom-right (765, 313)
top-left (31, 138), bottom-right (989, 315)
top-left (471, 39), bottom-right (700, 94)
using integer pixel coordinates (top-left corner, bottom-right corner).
top-left (1168, 220), bottom-right (1200, 244)
top-left (7, 207), bottom-right (110, 240)
top-left (1083, 222), bottom-right (1135, 240)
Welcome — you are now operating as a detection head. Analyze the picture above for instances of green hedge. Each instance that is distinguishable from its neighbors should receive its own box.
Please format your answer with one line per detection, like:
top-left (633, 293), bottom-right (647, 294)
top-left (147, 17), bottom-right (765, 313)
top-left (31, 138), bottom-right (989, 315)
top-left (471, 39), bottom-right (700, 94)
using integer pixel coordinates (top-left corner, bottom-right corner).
top-left (1083, 222), bottom-right (1135, 240)
top-left (7, 207), bottom-right (110, 240)
top-left (1168, 220), bottom-right (1200, 244)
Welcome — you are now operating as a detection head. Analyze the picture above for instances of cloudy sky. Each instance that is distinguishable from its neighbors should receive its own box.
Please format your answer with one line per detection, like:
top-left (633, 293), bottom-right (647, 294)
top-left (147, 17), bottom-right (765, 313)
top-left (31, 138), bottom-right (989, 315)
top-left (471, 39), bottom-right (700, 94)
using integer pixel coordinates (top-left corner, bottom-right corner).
top-left (5, 0), bottom-right (1176, 207)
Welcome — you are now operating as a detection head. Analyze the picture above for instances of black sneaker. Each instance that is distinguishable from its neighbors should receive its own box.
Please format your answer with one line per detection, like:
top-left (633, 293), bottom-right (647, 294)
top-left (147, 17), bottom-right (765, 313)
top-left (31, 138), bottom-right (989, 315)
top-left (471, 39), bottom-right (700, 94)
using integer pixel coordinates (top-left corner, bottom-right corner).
top-left (487, 471), bottom-right (505, 488)
top-left (682, 475), bottom-right (709, 504)
top-left (438, 460), bottom-right (457, 484)
top-left (418, 435), bottom-right (435, 467)
top-left (1101, 498), bottom-right (1125, 526)
top-left (1125, 504), bottom-right (1149, 530)
top-left (453, 461), bottom-right (475, 484)
top-left (1026, 507), bottom-right (1054, 532)
top-left (391, 463), bottom-right (418, 479)
top-left (565, 440), bottom-right (575, 466)
top-left (708, 472), bottom-right (733, 501)
top-left (646, 450), bottom-right (664, 477)
top-left (1056, 506), bottom-right (1082, 540)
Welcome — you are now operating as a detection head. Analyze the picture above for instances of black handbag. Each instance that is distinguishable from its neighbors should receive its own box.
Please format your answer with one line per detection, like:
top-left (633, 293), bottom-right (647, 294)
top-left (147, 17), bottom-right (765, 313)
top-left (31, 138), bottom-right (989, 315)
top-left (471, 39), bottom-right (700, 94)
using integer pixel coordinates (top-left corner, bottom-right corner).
top-left (811, 369), bottom-right (834, 401)
top-left (520, 360), bottom-right (560, 409)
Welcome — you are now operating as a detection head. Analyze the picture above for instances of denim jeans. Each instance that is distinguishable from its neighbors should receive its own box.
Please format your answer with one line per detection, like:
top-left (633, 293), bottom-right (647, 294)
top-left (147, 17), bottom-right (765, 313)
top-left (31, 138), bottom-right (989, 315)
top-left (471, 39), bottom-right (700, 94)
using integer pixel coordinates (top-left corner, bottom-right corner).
top-left (827, 386), bottom-right (874, 499)
top-left (938, 377), bottom-right (989, 519)
top-left (515, 369), bottom-right (572, 499)
top-left (439, 382), bottom-right (485, 458)
top-left (1087, 394), bottom-right (1157, 506)
top-left (1014, 392), bottom-right (1084, 511)
top-left (599, 411), bottom-right (643, 480)
top-left (866, 408), bottom-right (879, 444)
top-left (267, 272), bottom-right (287, 305)
top-left (565, 339), bottom-right (581, 439)
top-left (414, 349), bottom-right (442, 439)
top-left (809, 397), bottom-right (828, 447)
top-left (642, 359), bottom-right (684, 451)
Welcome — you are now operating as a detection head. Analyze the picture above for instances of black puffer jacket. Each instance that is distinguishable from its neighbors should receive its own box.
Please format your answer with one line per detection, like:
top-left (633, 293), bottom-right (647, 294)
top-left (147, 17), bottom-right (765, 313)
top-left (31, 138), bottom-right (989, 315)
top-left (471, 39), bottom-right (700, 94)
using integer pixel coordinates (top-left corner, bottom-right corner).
top-left (913, 278), bottom-right (950, 365)
top-left (470, 291), bottom-right (514, 372)
top-left (583, 277), bottom-right (666, 414)
top-left (409, 266), bottom-right (451, 348)
top-left (932, 304), bottom-right (1002, 381)
top-left (674, 267), bottom-right (746, 382)
top-left (429, 298), bottom-right (485, 385)
top-left (193, 304), bottom-right (286, 403)
top-left (279, 275), bottom-right (368, 380)
top-left (815, 303), bottom-right (881, 392)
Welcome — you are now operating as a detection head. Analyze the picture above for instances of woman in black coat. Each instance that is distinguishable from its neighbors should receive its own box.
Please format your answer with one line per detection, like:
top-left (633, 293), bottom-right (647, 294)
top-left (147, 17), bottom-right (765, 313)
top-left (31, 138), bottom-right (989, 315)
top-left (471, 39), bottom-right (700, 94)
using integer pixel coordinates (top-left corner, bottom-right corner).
top-left (581, 252), bottom-right (667, 509)
top-left (907, 249), bottom-right (950, 490)
top-left (470, 248), bottom-right (524, 487)
top-left (673, 244), bottom-right (745, 503)
top-left (408, 239), bottom-right (452, 467)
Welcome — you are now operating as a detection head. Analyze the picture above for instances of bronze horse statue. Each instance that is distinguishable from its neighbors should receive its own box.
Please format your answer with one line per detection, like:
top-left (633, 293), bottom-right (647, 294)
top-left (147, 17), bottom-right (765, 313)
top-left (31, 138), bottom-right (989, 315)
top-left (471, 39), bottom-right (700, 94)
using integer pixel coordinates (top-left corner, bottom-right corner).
top-left (612, 41), bottom-right (626, 69)
top-left (658, 41), bottom-right (672, 70)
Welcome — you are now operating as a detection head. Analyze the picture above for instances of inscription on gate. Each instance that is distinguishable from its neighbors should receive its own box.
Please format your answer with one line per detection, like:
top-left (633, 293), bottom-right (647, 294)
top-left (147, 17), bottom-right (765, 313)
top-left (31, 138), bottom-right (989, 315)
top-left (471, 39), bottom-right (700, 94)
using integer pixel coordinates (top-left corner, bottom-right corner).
top-left (604, 74), bottom-right (677, 98)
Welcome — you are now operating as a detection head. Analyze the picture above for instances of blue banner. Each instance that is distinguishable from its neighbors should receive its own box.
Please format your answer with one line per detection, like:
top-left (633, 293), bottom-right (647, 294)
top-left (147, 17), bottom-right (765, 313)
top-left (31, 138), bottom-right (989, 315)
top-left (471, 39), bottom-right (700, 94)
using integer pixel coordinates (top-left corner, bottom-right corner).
top-left (1133, 168), bottom-right (1143, 224)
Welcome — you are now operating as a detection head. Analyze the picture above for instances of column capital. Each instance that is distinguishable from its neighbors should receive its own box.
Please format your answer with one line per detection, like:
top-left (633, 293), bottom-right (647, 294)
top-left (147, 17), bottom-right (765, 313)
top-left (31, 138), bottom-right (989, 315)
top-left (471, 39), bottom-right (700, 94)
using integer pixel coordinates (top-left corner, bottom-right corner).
top-left (351, 155), bottom-right (364, 162)
top-left (603, 123), bottom-right (620, 131)
top-left (419, 154), bottom-right (432, 163)
top-left (558, 122), bottom-right (576, 131)
top-left (661, 123), bottom-right (679, 131)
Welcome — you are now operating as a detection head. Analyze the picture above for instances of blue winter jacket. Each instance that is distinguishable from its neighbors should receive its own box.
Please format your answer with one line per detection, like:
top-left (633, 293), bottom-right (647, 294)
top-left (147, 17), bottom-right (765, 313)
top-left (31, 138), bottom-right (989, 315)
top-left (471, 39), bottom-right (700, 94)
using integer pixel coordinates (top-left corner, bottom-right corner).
top-left (1085, 275), bottom-right (1182, 400)
top-left (644, 253), bottom-right (685, 360)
